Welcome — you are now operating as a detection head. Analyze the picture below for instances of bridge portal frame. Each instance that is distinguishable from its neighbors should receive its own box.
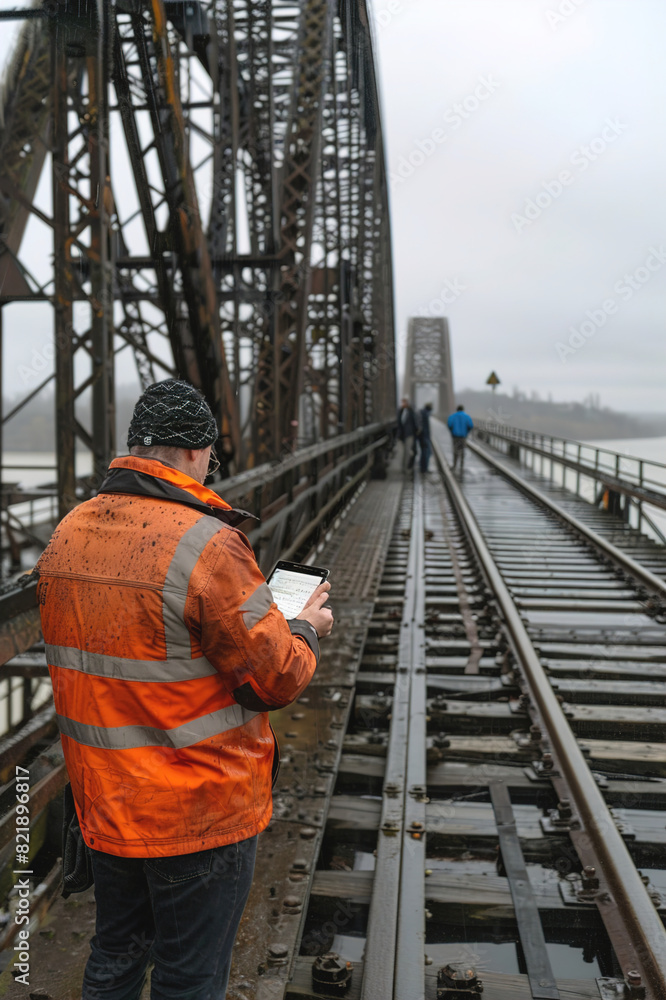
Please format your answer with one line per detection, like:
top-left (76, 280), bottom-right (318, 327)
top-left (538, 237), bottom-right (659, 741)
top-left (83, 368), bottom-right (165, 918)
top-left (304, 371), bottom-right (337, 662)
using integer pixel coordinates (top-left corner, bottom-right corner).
top-left (403, 315), bottom-right (455, 419)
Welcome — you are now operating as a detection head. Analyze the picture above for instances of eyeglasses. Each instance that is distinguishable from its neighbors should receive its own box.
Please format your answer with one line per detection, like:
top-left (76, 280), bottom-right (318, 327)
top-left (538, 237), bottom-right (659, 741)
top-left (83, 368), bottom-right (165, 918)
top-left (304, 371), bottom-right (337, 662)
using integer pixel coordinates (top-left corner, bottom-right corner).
top-left (206, 445), bottom-right (220, 480)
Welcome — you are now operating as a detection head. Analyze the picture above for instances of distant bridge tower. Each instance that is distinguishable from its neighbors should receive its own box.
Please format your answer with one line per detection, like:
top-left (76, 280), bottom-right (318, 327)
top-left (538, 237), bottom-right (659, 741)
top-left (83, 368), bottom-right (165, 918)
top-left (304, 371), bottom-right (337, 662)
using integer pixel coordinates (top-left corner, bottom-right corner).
top-left (404, 317), bottom-right (455, 418)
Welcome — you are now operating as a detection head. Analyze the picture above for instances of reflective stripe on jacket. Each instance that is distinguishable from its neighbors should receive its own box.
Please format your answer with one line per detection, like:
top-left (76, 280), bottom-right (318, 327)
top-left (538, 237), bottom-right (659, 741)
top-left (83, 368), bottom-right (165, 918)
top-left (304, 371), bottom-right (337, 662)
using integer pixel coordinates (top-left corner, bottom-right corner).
top-left (35, 456), bottom-right (318, 858)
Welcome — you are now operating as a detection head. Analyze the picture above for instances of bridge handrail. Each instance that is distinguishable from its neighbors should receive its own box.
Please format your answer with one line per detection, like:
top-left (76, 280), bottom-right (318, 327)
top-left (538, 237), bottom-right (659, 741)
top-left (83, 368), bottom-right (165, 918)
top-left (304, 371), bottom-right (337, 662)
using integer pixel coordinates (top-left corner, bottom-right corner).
top-left (475, 418), bottom-right (666, 490)
top-left (0, 421), bottom-right (393, 667)
top-left (215, 422), bottom-right (391, 504)
top-left (474, 419), bottom-right (666, 529)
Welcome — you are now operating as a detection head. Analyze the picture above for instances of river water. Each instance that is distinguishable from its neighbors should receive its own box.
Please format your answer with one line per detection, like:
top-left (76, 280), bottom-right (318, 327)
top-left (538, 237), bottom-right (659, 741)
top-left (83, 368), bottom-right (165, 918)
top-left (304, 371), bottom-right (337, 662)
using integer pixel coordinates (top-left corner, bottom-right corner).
top-left (539, 435), bottom-right (666, 540)
top-left (3, 452), bottom-right (92, 489)
top-left (582, 435), bottom-right (666, 472)
top-left (6, 439), bottom-right (666, 539)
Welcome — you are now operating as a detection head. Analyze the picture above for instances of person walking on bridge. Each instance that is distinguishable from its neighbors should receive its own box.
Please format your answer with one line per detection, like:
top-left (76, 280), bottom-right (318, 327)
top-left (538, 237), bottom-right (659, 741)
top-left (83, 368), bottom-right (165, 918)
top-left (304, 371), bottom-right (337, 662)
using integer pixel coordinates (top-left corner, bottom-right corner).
top-left (35, 378), bottom-right (334, 1000)
top-left (447, 403), bottom-right (474, 471)
top-left (396, 396), bottom-right (418, 472)
top-left (417, 402), bottom-right (433, 473)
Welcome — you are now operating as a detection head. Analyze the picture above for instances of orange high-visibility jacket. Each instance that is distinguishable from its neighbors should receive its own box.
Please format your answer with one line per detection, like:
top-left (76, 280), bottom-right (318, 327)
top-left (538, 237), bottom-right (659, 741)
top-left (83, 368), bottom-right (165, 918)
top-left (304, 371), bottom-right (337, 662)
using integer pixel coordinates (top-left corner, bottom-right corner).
top-left (36, 456), bottom-right (318, 857)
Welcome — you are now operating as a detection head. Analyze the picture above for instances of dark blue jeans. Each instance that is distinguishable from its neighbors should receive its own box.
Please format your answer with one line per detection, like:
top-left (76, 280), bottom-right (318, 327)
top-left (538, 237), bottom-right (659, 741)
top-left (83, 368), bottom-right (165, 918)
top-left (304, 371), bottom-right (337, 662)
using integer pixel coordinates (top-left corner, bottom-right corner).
top-left (418, 437), bottom-right (431, 472)
top-left (83, 836), bottom-right (257, 1000)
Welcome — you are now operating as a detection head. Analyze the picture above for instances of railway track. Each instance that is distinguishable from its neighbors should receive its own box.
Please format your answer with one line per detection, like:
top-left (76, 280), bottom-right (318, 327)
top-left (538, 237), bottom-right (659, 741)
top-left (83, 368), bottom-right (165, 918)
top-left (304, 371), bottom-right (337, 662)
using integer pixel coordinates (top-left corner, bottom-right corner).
top-left (2, 435), bottom-right (666, 999)
top-left (230, 428), bottom-right (666, 1000)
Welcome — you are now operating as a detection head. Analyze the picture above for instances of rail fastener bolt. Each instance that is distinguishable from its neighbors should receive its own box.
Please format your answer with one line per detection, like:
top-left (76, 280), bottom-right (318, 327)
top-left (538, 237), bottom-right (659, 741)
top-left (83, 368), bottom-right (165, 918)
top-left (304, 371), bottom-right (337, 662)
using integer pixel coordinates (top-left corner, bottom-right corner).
top-left (582, 865), bottom-right (598, 886)
top-left (436, 962), bottom-right (484, 998)
top-left (557, 799), bottom-right (572, 820)
top-left (576, 865), bottom-right (600, 900)
top-left (312, 953), bottom-right (352, 995)
top-left (266, 942), bottom-right (289, 966)
top-left (624, 970), bottom-right (647, 998)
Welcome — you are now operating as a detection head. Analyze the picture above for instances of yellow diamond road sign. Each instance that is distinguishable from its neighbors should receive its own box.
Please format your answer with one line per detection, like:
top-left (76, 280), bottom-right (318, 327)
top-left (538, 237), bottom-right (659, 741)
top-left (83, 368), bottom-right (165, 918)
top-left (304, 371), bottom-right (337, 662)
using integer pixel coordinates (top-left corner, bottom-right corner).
top-left (486, 371), bottom-right (500, 386)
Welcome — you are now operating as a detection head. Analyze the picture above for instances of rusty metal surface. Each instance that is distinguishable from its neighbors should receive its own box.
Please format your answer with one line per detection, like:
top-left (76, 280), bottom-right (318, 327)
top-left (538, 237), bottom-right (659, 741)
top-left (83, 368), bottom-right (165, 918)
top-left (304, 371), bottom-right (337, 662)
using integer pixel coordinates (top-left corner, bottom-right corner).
top-left (0, 0), bottom-right (396, 526)
top-left (3, 424), bottom-right (666, 998)
top-left (470, 439), bottom-right (666, 601)
top-left (0, 704), bottom-right (56, 778)
top-left (0, 761), bottom-right (66, 851)
top-left (435, 490), bottom-right (484, 674)
top-left (0, 5), bottom-right (51, 295)
top-left (361, 483), bottom-right (417, 1000)
top-left (476, 419), bottom-right (666, 515)
top-left (0, 579), bottom-right (40, 667)
top-left (0, 461), bottom-right (404, 998)
top-left (433, 428), bottom-right (666, 998)
top-left (228, 470), bottom-right (404, 998)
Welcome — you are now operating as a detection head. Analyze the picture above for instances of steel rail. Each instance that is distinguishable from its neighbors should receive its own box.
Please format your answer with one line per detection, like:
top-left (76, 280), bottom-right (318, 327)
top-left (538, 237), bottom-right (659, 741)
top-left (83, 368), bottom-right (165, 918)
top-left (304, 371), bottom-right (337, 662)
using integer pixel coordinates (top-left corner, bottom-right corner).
top-left (431, 432), bottom-right (666, 999)
top-left (394, 483), bottom-right (427, 1000)
top-left (468, 438), bottom-right (666, 601)
top-left (361, 479), bottom-right (420, 1000)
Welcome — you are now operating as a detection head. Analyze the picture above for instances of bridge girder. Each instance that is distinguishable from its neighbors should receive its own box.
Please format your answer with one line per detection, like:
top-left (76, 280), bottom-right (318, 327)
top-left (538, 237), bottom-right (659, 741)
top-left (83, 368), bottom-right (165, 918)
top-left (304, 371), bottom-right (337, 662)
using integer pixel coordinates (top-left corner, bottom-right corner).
top-left (0, 0), bottom-right (396, 517)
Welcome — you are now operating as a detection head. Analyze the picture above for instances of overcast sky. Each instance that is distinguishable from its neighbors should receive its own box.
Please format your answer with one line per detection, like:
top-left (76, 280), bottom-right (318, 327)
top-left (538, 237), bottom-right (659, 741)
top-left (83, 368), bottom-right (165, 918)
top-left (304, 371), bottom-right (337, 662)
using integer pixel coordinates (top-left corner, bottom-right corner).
top-left (1, 1), bottom-right (665, 413)
top-left (369, 0), bottom-right (666, 410)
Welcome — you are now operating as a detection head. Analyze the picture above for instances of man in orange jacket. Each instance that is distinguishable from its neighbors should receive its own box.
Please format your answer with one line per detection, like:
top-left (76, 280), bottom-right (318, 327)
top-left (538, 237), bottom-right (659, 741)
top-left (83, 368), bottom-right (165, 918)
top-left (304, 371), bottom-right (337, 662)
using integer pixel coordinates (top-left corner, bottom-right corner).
top-left (36, 379), bottom-right (333, 1000)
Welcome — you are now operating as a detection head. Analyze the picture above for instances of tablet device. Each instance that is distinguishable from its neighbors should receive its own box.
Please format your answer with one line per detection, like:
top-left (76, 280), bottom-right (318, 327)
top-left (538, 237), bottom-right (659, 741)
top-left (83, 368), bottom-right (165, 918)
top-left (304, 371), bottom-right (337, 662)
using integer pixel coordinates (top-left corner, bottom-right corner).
top-left (267, 560), bottom-right (329, 619)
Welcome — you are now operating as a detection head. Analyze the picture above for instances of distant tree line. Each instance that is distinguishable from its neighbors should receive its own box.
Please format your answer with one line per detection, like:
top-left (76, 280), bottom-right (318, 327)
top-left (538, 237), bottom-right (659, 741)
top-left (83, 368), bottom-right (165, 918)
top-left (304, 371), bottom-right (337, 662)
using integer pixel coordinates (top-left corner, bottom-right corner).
top-left (459, 389), bottom-right (666, 441)
top-left (3, 389), bottom-right (139, 453)
top-left (4, 386), bottom-right (666, 452)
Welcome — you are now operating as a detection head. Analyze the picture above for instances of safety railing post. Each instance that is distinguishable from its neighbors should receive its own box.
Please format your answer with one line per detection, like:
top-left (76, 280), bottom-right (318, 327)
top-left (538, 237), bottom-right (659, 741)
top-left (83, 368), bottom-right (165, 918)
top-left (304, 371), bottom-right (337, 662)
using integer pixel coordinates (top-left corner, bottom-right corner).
top-left (474, 420), bottom-right (666, 547)
top-left (576, 443), bottom-right (581, 496)
top-left (540, 435), bottom-right (544, 476)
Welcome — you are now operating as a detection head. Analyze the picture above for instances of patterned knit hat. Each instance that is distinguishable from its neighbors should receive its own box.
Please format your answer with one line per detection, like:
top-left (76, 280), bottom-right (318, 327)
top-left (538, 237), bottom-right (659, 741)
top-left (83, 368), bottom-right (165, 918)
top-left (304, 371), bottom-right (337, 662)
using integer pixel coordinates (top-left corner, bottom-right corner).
top-left (127, 379), bottom-right (218, 449)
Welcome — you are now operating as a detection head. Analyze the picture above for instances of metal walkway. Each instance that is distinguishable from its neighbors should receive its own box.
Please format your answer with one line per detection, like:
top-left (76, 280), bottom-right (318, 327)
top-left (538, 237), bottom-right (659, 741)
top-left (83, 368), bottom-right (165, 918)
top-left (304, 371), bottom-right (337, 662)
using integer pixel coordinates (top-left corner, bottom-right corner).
top-left (3, 432), bottom-right (666, 999)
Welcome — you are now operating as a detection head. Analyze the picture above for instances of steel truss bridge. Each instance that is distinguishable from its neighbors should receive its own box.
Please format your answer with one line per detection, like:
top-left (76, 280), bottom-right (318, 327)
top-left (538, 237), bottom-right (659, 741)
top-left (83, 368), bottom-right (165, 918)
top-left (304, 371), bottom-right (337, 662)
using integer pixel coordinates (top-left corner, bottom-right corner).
top-left (0, 0), bottom-right (395, 537)
top-left (2, 4), bottom-right (666, 1000)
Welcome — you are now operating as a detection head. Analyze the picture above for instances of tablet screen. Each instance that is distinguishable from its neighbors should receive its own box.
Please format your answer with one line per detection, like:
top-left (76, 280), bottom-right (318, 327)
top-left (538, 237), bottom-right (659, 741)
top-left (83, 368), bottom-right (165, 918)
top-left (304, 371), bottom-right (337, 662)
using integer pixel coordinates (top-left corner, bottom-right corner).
top-left (267, 561), bottom-right (328, 619)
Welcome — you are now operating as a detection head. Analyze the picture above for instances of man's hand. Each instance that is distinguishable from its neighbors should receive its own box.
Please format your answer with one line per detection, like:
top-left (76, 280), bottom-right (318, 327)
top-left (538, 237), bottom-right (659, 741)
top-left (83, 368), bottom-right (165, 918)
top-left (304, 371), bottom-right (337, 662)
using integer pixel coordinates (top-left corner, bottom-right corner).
top-left (298, 581), bottom-right (334, 638)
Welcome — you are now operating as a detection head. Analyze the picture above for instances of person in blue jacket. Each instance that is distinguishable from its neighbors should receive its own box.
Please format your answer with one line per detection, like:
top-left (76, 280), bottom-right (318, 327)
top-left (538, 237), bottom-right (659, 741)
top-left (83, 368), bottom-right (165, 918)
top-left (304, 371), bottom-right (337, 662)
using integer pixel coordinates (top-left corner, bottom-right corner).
top-left (447, 404), bottom-right (474, 471)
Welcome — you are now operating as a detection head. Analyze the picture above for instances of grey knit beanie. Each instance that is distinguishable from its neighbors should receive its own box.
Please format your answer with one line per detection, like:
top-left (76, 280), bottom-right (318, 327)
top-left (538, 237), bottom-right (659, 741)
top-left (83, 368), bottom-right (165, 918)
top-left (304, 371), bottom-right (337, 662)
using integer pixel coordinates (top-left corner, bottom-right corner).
top-left (127, 379), bottom-right (218, 449)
